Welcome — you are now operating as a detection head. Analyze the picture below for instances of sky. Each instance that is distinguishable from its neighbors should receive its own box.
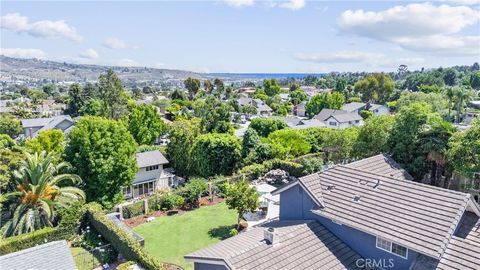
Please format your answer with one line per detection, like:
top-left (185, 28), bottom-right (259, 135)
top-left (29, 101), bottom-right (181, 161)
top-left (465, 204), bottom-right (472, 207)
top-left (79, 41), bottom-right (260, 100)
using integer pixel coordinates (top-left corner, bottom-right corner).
top-left (0, 0), bottom-right (479, 73)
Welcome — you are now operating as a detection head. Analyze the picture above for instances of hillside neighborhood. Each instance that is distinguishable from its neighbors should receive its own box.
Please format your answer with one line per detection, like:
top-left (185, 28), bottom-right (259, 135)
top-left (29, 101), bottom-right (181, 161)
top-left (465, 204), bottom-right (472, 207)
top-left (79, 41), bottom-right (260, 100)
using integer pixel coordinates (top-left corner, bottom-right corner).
top-left (1, 1), bottom-right (480, 270)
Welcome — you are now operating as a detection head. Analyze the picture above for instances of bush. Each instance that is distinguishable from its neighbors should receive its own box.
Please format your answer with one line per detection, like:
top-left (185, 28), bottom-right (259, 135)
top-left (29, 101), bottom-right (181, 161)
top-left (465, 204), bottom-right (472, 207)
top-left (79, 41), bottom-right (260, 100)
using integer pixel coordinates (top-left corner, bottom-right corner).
top-left (264, 159), bottom-right (304, 177)
top-left (0, 226), bottom-right (75, 254)
top-left (117, 261), bottom-right (136, 270)
top-left (123, 201), bottom-right (145, 219)
top-left (237, 163), bottom-right (268, 180)
top-left (229, 228), bottom-right (238, 237)
top-left (58, 202), bottom-right (87, 229)
top-left (153, 193), bottom-right (185, 211)
top-left (85, 203), bottom-right (165, 270)
top-left (177, 179), bottom-right (208, 208)
top-left (297, 156), bottom-right (324, 175)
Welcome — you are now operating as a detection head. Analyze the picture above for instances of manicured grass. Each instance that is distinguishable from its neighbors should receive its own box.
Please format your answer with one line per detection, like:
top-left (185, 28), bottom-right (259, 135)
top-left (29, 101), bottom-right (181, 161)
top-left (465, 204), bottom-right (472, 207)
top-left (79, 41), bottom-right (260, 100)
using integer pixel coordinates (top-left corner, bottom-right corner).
top-left (71, 247), bottom-right (101, 270)
top-left (134, 202), bottom-right (237, 270)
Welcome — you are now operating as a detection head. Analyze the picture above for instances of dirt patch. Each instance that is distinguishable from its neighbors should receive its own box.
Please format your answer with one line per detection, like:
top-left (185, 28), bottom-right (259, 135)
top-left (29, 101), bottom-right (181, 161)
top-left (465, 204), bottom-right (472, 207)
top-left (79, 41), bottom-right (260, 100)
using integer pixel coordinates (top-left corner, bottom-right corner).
top-left (123, 196), bottom-right (225, 228)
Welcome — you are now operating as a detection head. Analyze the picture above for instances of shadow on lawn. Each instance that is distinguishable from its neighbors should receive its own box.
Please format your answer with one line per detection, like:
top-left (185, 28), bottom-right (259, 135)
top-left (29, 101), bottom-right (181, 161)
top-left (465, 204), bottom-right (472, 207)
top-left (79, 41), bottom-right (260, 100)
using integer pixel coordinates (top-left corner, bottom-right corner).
top-left (208, 224), bottom-right (237, 240)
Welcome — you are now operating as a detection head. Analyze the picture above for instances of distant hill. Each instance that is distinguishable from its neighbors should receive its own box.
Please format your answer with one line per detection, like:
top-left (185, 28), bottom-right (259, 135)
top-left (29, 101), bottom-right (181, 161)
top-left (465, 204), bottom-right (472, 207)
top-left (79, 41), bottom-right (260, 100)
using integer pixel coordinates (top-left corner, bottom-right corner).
top-left (0, 56), bottom-right (202, 84)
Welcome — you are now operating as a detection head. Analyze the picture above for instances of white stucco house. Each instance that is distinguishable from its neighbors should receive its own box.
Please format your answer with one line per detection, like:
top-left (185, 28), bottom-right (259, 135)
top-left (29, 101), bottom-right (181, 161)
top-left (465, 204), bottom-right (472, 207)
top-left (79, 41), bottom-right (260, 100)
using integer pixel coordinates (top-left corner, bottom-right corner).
top-left (21, 115), bottom-right (75, 138)
top-left (122, 150), bottom-right (177, 199)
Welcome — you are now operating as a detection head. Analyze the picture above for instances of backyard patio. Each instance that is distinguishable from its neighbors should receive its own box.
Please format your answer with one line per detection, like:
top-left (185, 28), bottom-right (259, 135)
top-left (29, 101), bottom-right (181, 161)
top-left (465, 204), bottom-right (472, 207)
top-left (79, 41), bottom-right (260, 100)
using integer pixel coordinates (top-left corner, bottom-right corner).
top-left (133, 202), bottom-right (237, 270)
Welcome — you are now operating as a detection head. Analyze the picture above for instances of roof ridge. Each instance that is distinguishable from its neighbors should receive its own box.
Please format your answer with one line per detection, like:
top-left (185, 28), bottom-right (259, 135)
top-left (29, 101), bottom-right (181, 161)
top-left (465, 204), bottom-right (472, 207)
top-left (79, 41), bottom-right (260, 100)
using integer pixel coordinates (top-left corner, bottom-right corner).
top-left (337, 165), bottom-right (469, 197)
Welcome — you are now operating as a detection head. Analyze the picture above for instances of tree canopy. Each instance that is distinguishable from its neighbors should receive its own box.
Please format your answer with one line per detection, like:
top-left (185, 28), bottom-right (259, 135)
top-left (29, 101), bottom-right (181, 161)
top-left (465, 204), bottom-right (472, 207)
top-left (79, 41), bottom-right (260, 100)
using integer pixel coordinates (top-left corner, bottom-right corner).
top-left (128, 104), bottom-right (166, 145)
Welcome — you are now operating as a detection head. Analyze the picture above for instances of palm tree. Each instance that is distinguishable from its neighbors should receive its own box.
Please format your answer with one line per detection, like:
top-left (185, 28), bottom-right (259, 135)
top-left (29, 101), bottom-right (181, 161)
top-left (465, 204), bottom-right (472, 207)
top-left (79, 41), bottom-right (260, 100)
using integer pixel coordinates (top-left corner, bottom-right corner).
top-left (443, 86), bottom-right (456, 120)
top-left (454, 86), bottom-right (474, 124)
top-left (2, 151), bottom-right (85, 237)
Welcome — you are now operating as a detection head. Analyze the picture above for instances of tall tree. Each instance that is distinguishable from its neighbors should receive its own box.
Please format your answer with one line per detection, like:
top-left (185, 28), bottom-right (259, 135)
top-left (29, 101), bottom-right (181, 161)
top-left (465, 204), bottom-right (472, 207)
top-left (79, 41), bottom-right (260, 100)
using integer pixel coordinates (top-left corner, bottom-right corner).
top-left (0, 114), bottom-right (22, 138)
top-left (2, 151), bottom-right (85, 237)
top-left (0, 134), bottom-right (25, 192)
top-left (263, 79), bottom-right (281, 96)
top-left (443, 86), bottom-right (456, 120)
top-left (454, 86), bottom-right (474, 123)
top-left (128, 104), bottom-right (166, 145)
top-left (353, 115), bottom-right (395, 158)
top-left (65, 83), bottom-right (84, 117)
top-left (25, 129), bottom-right (65, 156)
top-left (203, 80), bottom-right (214, 93)
top-left (305, 92), bottom-right (344, 117)
top-left (184, 77), bottom-right (201, 100)
top-left (97, 69), bottom-right (128, 119)
top-left (354, 73), bottom-right (394, 103)
top-left (191, 133), bottom-right (241, 177)
top-left (249, 118), bottom-right (287, 137)
top-left (64, 116), bottom-right (137, 206)
top-left (447, 118), bottom-right (480, 179)
top-left (166, 118), bottom-right (201, 176)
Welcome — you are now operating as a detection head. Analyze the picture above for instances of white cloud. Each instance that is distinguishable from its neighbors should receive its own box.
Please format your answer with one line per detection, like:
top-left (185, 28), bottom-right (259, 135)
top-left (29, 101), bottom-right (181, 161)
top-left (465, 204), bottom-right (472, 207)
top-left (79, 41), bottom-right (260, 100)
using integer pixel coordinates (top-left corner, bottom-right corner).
top-left (0, 13), bottom-right (82, 42)
top-left (78, 48), bottom-right (99, 59)
top-left (295, 50), bottom-right (425, 68)
top-left (0, 48), bottom-right (46, 59)
top-left (441, 0), bottom-right (480, 5)
top-left (279, 0), bottom-right (305, 10)
top-left (102, 37), bottom-right (129, 49)
top-left (224, 0), bottom-right (254, 8)
top-left (112, 58), bottom-right (138, 67)
top-left (337, 3), bottom-right (480, 56)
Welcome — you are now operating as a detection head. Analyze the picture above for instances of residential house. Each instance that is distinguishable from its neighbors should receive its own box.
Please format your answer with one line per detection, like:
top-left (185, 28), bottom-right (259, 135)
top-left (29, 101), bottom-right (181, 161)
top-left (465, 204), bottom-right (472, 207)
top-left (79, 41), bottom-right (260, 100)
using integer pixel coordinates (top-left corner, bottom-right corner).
top-left (21, 115), bottom-right (75, 138)
top-left (464, 111), bottom-right (478, 125)
top-left (269, 116), bottom-right (326, 129)
top-left (293, 101), bottom-right (306, 117)
top-left (122, 150), bottom-right (176, 199)
top-left (314, 108), bottom-right (363, 129)
top-left (238, 97), bottom-right (273, 116)
top-left (0, 240), bottom-right (77, 270)
top-left (278, 93), bottom-right (290, 102)
top-left (185, 154), bottom-right (480, 270)
top-left (343, 102), bottom-right (389, 116)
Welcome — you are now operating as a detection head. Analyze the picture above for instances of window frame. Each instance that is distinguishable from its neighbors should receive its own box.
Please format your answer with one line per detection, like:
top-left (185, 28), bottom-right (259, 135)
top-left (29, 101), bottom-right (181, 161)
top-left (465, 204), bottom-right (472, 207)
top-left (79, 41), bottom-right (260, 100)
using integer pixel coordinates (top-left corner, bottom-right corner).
top-left (375, 237), bottom-right (408, 259)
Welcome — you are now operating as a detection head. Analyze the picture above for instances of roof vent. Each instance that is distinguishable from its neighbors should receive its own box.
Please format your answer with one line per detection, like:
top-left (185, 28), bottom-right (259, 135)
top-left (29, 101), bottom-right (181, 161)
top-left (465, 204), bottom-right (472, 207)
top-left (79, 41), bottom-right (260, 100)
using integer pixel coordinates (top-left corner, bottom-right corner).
top-left (264, 227), bottom-right (280, 246)
top-left (353, 194), bottom-right (361, 202)
top-left (326, 184), bottom-right (335, 191)
top-left (373, 180), bottom-right (380, 189)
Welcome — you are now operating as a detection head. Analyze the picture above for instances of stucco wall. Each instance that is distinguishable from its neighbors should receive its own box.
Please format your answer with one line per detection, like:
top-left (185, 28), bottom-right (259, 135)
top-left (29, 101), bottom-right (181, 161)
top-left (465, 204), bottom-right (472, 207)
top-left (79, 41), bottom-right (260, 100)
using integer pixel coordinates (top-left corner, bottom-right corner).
top-left (279, 185), bottom-right (420, 270)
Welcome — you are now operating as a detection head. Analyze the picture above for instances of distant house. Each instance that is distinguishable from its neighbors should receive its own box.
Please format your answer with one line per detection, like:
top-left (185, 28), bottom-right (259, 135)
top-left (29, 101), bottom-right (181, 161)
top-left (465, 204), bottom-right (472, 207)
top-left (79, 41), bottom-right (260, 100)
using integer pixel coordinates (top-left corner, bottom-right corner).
top-left (342, 102), bottom-right (389, 116)
top-left (0, 240), bottom-right (77, 270)
top-left (122, 150), bottom-right (176, 199)
top-left (294, 101), bottom-right (306, 117)
top-left (238, 97), bottom-right (273, 116)
top-left (464, 111), bottom-right (479, 125)
top-left (314, 108), bottom-right (363, 129)
top-left (269, 116), bottom-right (326, 129)
top-left (185, 154), bottom-right (480, 270)
top-left (21, 115), bottom-right (75, 138)
top-left (278, 93), bottom-right (290, 101)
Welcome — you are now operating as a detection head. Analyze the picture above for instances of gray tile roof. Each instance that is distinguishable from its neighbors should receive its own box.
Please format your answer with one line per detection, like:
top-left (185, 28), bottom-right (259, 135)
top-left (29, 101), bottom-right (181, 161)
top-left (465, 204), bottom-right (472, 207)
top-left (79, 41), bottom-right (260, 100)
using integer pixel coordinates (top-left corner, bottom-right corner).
top-left (21, 117), bottom-right (54, 128)
top-left (0, 240), bottom-right (77, 270)
top-left (436, 212), bottom-right (480, 270)
top-left (328, 112), bottom-right (363, 123)
top-left (302, 165), bottom-right (470, 259)
top-left (342, 102), bottom-right (366, 112)
top-left (314, 109), bottom-right (348, 121)
top-left (346, 154), bottom-right (414, 181)
top-left (136, 150), bottom-right (169, 167)
top-left (185, 220), bottom-right (364, 270)
top-left (293, 119), bottom-right (326, 129)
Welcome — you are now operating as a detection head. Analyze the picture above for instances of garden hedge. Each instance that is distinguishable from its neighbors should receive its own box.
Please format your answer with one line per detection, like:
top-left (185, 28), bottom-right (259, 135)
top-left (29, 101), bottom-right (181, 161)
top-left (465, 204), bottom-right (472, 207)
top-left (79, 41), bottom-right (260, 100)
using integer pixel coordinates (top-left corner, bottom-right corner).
top-left (85, 203), bottom-right (165, 270)
top-left (0, 226), bottom-right (75, 254)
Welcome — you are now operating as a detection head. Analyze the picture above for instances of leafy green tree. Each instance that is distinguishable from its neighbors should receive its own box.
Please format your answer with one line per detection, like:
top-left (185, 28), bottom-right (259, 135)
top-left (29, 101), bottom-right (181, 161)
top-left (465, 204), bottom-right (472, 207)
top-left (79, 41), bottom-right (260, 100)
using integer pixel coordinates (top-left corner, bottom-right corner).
top-left (0, 134), bottom-right (25, 192)
top-left (213, 78), bottom-right (224, 93)
top-left (128, 104), bottom-right (166, 145)
top-left (354, 73), bottom-right (394, 103)
top-left (192, 97), bottom-right (232, 133)
top-left (184, 77), bottom-right (201, 100)
top-left (418, 84), bottom-right (440, 93)
top-left (42, 84), bottom-right (57, 96)
top-left (191, 133), bottom-right (241, 177)
top-left (170, 89), bottom-right (188, 100)
top-left (389, 102), bottom-right (438, 179)
top-left (25, 129), bottom-right (65, 156)
top-left (65, 83), bottom-right (84, 117)
top-left (334, 78), bottom-right (347, 92)
top-left (322, 128), bottom-right (359, 162)
top-left (142, 86), bottom-right (153, 94)
top-left (289, 90), bottom-right (308, 105)
top-left (263, 79), bottom-right (281, 96)
top-left (443, 86), bottom-right (456, 120)
top-left (249, 118), bottom-right (287, 137)
top-left (396, 92), bottom-right (447, 114)
top-left (166, 118), bottom-right (201, 176)
top-left (97, 69), bottom-right (128, 119)
top-left (224, 180), bottom-right (260, 229)
top-left (2, 151), bottom-right (85, 237)
top-left (359, 110), bottom-right (373, 120)
top-left (443, 68), bottom-right (457, 86)
top-left (354, 115), bottom-right (394, 158)
top-left (241, 104), bottom-right (257, 116)
top-left (64, 116), bottom-right (137, 206)
top-left (469, 71), bottom-right (480, 89)
top-left (268, 129), bottom-right (311, 159)
top-left (403, 72), bottom-right (444, 92)
top-left (0, 114), bottom-right (22, 138)
top-left (447, 118), bottom-right (480, 179)
top-left (305, 92), bottom-right (344, 117)
top-left (79, 98), bottom-right (103, 116)
top-left (242, 128), bottom-right (272, 164)
top-left (204, 80), bottom-right (214, 93)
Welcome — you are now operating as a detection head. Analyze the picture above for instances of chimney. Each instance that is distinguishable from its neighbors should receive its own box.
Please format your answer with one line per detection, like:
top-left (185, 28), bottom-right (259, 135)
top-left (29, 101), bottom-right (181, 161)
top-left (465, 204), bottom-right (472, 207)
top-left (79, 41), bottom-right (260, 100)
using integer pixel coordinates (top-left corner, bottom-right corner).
top-left (264, 227), bottom-right (280, 246)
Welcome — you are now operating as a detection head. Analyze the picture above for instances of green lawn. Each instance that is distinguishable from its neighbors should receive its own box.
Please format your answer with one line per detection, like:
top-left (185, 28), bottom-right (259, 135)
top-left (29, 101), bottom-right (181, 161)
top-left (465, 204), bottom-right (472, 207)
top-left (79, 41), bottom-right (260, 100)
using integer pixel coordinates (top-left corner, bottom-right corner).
top-left (134, 202), bottom-right (237, 270)
top-left (70, 247), bottom-right (101, 270)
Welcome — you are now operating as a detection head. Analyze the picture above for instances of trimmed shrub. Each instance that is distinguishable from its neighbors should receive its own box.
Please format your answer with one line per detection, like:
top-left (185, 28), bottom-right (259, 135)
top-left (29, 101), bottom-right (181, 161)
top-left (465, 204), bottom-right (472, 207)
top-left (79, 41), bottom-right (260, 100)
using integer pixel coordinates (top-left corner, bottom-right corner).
top-left (85, 203), bottom-right (165, 270)
top-left (123, 201), bottom-right (145, 219)
top-left (237, 163), bottom-right (268, 180)
top-left (264, 159), bottom-right (304, 177)
top-left (0, 226), bottom-right (75, 254)
top-left (117, 261), bottom-right (136, 270)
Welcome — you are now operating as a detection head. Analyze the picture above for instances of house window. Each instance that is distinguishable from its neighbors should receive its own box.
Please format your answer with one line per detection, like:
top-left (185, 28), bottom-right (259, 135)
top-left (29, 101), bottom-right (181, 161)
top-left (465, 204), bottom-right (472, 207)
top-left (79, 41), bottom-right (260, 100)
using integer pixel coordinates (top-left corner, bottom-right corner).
top-left (355, 120), bottom-right (360, 123)
top-left (376, 237), bottom-right (408, 259)
top-left (329, 121), bottom-right (337, 126)
top-left (146, 165), bottom-right (159, 171)
top-left (123, 186), bottom-right (132, 198)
